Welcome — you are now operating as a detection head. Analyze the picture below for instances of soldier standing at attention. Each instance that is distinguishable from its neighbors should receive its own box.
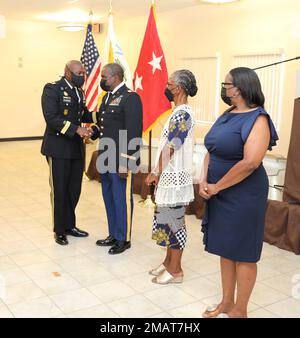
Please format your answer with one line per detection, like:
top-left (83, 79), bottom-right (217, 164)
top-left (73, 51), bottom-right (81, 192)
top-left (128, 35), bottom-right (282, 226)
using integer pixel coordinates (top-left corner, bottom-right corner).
top-left (93, 63), bottom-right (143, 254)
top-left (41, 60), bottom-right (97, 245)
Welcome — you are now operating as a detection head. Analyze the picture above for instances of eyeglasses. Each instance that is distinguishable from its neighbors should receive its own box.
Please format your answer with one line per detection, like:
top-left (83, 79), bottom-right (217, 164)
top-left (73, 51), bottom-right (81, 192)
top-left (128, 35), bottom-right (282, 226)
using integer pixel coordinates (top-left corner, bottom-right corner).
top-left (221, 82), bottom-right (235, 89)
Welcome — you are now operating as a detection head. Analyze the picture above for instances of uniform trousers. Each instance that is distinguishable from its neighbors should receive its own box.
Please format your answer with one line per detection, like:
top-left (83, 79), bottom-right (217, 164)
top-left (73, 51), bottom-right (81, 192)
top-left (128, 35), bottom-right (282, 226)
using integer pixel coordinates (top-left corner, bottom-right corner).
top-left (47, 157), bottom-right (83, 234)
top-left (100, 172), bottom-right (133, 242)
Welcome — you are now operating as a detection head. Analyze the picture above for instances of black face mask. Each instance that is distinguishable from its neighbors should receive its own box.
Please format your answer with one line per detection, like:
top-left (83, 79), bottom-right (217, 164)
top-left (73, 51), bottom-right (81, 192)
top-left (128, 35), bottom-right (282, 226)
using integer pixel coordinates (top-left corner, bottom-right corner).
top-left (221, 87), bottom-right (232, 106)
top-left (100, 79), bottom-right (111, 92)
top-left (71, 73), bottom-right (85, 88)
top-left (164, 88), bottom-right (174, 102)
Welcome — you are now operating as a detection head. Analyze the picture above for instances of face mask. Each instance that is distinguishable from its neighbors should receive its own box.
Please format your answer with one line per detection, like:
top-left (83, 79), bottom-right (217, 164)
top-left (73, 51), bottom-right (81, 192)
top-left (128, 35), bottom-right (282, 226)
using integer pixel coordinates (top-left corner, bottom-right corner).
top-left (221, 87), bottom-right (233, 106)
top-left (164, 88), bottom-right (174, 102)
top-left (100, 79), bottom-right (111, 92)
top-left (71, 73), bottom-right (85, 88)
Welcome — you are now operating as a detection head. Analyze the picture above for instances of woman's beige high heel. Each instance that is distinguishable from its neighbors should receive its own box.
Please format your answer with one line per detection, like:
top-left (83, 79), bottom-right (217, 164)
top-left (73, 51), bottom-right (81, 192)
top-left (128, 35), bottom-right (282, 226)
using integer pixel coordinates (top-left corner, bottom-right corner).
top-left (149, 263), bottom-right (166, 276)
top-left (151, 270), bottom-right (183, 284)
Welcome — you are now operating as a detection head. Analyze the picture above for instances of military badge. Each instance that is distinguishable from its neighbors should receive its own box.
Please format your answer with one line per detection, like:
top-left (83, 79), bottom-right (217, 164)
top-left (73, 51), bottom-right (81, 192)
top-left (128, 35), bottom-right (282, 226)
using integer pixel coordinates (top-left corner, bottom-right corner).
top-left (109, 97), bottom-right (122, 106)
top-left (64, 109), bottom-right (68, 116)
top-left (63, 96), bottom-right (71, 103)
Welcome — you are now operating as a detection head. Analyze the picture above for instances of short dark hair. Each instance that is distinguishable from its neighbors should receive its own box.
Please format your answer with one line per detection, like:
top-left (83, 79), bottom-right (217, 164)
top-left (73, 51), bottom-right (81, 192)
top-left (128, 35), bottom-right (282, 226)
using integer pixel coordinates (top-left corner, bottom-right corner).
top-left (104, 63), bottom-right (124, 81)
top-left (230, 67), bottom-right (265, 108)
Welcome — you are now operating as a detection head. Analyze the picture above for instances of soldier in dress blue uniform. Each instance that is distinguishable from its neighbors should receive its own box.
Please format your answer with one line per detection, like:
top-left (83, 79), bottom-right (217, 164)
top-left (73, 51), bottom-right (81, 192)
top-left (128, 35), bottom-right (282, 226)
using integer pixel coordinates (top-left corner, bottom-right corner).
top-left (41, 60), bottom-right (97, 245)
top-left (92, 63), bottom-right (143, 254)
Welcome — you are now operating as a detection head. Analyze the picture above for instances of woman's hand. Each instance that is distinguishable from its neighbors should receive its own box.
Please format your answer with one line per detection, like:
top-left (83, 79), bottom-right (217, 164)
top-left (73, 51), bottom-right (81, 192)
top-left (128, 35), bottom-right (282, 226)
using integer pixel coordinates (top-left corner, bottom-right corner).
top-left (199, 181), bottom-right (210, 199)
top-left (206, 184), bottom-right (219, 196)
top-left (145, 173), bottom-right (159, 186)
top-left (199, 182), bottom-right (219, 199)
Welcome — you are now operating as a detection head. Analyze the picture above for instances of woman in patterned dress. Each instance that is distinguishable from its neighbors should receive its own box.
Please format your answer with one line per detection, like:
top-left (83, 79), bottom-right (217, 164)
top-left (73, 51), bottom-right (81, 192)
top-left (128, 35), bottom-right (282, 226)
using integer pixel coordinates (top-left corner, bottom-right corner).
top-left (145, 69), bottom-right (198, 284)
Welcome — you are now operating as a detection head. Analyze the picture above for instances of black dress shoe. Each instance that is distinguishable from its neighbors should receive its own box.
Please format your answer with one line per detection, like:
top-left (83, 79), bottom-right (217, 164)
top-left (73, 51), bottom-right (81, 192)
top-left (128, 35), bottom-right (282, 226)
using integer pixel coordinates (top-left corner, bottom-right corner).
top-left (108, 241), bottom-right (131, 255)
top-left (66, 227), bottom-right (89, 237)
top-left (96, 235), bottom-right (117, 247)
top-left (54, 234), bottom-right (68, 245)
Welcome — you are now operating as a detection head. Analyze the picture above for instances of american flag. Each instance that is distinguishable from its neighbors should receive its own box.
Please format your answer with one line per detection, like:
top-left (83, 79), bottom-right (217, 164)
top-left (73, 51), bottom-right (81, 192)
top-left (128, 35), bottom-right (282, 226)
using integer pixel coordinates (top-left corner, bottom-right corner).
top-left (80, 24), bottom-right (101, 112)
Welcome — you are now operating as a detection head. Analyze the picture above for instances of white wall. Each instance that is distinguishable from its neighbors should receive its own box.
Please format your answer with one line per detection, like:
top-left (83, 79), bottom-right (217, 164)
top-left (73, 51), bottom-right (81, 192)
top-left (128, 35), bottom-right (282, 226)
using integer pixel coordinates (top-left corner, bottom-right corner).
top-left (1, 0), bottom-right (300, 157)
top-left (0, 19), bottom-right (103, 138)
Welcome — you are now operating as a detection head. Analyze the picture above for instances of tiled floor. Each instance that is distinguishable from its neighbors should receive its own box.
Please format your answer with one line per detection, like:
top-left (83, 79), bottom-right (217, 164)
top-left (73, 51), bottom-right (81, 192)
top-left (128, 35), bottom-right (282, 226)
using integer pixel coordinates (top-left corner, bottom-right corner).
top-left (0, 140), bottom-right (299, 318)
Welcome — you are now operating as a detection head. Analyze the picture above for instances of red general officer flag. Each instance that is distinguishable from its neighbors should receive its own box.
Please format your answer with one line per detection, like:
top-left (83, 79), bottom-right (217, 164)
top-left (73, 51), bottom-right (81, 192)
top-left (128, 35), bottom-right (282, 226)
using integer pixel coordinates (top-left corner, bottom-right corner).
top-left (133, 4), bottom-right (171, 134)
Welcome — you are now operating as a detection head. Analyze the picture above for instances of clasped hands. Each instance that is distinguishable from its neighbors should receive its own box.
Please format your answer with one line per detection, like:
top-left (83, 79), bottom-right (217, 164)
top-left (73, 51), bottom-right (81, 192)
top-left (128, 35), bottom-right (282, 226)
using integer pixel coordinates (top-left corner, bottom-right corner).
top-left (76, 126), bottom-right (94, 139)
top-left (199, 181), bottom-right (219, 200)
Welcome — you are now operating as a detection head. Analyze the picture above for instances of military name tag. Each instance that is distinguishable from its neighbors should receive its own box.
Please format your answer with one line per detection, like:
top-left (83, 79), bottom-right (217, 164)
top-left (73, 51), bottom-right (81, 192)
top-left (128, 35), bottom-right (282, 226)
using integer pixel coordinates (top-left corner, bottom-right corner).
top-left (63, 96), bottom-right (71, 103)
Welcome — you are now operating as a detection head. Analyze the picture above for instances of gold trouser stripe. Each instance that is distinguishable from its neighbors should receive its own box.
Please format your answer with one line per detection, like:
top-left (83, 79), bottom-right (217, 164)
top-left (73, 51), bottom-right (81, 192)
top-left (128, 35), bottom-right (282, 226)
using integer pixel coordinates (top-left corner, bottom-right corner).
top-left (92, 111), bottom-right (97, 123)
top-left (126, 171), bottom-right (133, 241)
top-left (60, 121), bottom-right (71, 134)
top-left (48, 157), bottom-right (55, 228)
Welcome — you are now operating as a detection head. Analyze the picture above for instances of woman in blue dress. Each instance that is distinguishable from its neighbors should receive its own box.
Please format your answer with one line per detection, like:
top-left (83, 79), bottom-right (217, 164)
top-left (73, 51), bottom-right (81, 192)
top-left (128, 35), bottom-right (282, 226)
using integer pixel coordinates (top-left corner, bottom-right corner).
top-left (200, 67), bottom-right (278, 318)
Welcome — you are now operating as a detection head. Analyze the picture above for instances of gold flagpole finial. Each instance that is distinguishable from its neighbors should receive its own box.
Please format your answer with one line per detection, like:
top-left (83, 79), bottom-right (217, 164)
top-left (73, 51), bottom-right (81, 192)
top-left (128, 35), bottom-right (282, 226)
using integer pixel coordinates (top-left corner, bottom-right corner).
top-left (152, 0), bottom-right (157, 21)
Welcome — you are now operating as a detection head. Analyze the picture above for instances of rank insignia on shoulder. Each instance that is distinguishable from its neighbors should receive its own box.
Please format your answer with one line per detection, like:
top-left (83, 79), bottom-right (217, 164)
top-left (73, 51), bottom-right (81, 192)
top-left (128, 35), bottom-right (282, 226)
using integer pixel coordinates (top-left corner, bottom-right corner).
top-left (64, 109), bottom-right (69, 116)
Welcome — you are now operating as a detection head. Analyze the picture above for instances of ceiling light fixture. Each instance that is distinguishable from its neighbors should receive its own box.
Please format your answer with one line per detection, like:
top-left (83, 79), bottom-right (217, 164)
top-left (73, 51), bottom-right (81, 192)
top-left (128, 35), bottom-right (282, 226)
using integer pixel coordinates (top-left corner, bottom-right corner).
top-left (201, 0), bottom-right (240, 4)
top-left (57, 23), bottom-right (86, 32)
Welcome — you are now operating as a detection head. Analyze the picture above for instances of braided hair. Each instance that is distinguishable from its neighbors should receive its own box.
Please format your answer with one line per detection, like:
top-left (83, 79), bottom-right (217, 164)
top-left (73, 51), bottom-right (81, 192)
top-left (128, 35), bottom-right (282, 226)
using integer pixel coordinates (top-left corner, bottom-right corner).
top-left (172, 69), bottom-right (198, 97)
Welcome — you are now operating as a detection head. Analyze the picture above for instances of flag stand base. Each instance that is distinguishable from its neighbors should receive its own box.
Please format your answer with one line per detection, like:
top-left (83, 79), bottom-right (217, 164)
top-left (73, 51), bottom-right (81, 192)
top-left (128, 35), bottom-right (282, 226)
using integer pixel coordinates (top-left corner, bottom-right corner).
top-left (139, 195), bottom-right (155, 208)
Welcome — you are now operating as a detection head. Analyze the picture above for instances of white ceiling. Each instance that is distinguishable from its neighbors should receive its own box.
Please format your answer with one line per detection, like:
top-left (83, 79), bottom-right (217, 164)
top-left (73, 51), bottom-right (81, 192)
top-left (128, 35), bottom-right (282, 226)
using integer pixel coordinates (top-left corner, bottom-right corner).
top-left (0, 0), bottom-right (202, 22)
top-left (1, 0), bottom-right (299, 25)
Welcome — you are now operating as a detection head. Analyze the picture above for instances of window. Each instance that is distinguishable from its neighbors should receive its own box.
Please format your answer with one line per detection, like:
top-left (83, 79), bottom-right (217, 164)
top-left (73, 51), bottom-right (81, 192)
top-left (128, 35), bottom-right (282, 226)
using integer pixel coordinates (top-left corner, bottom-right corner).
top-left (178, 55), bottom-right (220, 124)
top-left (232, 50), bottom-right (285, 130)
top-left (0, 15), bottom-right (5, 39)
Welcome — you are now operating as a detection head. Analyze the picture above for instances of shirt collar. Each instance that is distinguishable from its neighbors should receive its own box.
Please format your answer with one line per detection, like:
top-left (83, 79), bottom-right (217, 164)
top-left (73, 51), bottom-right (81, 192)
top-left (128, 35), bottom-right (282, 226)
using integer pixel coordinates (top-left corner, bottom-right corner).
top-left (64, 77), bottom-right (81, 103)
top-left (111, 81), bottom-right (125, 95)
top-left (64, 77), bottom-right (73, 89)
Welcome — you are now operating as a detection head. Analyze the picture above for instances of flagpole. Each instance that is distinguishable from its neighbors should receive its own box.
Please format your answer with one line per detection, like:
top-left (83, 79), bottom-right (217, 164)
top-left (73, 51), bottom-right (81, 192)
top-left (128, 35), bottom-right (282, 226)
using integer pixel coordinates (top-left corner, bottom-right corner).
top-left (140, 1), bottom-right (157, 208)
top-left (83, 21), bottom-right (90, 180)
top-left (149, 0), bottom-right (155, 176)
top-left (149, 0), bottom-right (155, 174)
top-left (148, 130), bottom-right (152, 175)
top-left (149, 0), bottom-right (156, 204)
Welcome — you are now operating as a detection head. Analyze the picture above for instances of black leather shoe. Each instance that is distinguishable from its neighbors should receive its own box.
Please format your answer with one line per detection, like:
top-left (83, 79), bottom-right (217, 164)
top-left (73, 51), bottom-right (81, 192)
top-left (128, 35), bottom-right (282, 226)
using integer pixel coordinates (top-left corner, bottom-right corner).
top-left (96, 235), bottom-right (117, 247)
top-left (66, 227), bottom-right (89, 237)
top-left (108, 241), bottom-right (131, 255)
top-left (55, 234), bottom-right (68, 245)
